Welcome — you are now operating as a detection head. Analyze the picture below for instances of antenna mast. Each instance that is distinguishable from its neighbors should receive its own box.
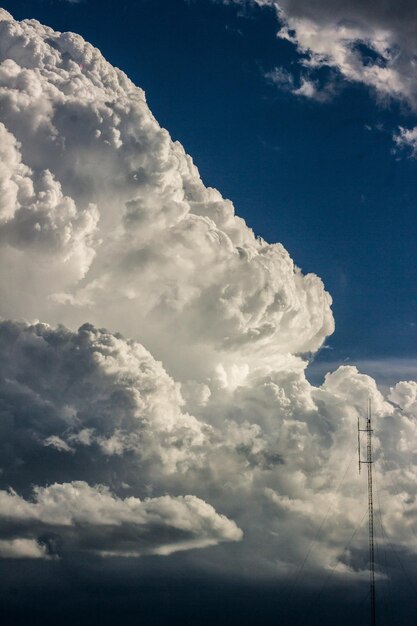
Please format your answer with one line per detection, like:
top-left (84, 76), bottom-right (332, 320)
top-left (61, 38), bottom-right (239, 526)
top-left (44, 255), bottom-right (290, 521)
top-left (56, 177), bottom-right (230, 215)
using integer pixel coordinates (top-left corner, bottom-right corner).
top-left (358, 398), bottom-right (376, 626)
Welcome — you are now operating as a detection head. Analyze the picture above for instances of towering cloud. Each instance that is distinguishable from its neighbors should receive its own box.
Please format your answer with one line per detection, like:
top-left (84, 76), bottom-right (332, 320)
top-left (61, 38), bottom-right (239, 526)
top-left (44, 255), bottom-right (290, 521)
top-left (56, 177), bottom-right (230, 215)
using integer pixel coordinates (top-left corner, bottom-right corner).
top-left (0, 6), bottom-right (333, 373)
top-left (0, 7), bottom-right (416, 584)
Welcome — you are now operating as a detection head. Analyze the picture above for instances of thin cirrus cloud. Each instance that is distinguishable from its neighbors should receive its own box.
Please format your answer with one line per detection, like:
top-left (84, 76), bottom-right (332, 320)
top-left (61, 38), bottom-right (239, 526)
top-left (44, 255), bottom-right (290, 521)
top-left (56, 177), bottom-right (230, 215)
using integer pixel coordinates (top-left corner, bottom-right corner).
top-left (0, 7), bottom-right (416, 585)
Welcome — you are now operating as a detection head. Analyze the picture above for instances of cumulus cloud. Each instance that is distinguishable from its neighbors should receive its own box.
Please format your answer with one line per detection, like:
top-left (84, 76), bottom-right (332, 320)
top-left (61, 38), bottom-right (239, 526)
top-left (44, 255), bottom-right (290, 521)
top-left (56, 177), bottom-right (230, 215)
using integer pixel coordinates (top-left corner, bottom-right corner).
top-left (389, 380), bottom-right (417, 417)
top-left (0, 9), bottom-right (416, 587)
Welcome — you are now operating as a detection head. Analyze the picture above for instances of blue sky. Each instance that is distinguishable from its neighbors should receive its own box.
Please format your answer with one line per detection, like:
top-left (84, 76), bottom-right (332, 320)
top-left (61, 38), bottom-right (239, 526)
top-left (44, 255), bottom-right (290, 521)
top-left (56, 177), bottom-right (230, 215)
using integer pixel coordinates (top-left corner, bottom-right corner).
top-left (3, 0), bottom-right (416, 382)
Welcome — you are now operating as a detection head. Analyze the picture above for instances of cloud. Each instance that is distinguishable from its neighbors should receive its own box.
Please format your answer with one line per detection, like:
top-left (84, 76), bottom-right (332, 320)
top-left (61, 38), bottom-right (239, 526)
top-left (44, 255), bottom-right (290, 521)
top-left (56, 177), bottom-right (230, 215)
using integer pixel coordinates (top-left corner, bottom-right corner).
top-left (0, 538), bottom-right (47, 559)
top-left (0, 9), bottom-right (12, 21)
top-left (0, 7), bottom-right (333, 371)
top-left (308, 357), bottom-right (417, 389)
top-left (0, 9), bottom-right (416, 589)
top-left (389, 380), bottom-right (417, 417)
top-left (393, 125), bottom-right (417, 157)
top-left (0, 320), bottom-right (417, 579)
top-left (0, 122), bottom-right (98, 266)
top-left (237, 1), bottom-right (417, 104)
top-left (228, 1), bottom-right (417, 149)
top-left (0, 319), bottom-right (210, 485)
top-left (265, 64), bottom-right (340, 103)
top-left (0, 481), bottom-right (242, 558)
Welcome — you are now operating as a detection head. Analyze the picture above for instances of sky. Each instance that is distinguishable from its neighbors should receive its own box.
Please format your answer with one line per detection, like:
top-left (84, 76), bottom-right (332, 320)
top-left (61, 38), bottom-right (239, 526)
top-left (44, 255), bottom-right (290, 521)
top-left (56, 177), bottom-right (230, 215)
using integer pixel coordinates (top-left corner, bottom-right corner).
top-left (0, 1), bottom-right (416, 624)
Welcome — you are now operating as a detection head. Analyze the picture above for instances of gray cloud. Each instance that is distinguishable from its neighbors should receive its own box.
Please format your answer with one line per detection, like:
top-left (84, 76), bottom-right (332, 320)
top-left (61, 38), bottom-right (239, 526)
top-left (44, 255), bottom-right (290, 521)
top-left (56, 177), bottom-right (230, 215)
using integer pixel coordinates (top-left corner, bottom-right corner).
top-left (0, 319), bottom-right (416, 580)
top-left (0, 320), bottom-right (210, 491)
top-left (0, 481), bottom-right (242, 559)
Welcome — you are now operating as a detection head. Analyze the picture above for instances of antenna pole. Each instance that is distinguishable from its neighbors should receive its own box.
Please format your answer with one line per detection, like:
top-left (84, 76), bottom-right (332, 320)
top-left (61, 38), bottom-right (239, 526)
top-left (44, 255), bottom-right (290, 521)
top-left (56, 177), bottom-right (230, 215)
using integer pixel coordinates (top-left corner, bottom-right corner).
top-left (366, 399), bottom-right (376, 626)
top-left (358, 399), bottom-right (376, 626)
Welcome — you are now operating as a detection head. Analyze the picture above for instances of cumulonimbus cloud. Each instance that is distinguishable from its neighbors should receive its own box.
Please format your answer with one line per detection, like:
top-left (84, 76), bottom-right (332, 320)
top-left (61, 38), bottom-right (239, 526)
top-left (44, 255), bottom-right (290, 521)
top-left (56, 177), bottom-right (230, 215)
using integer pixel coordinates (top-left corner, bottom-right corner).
top-left (0, 8), bottom-right (416, 582)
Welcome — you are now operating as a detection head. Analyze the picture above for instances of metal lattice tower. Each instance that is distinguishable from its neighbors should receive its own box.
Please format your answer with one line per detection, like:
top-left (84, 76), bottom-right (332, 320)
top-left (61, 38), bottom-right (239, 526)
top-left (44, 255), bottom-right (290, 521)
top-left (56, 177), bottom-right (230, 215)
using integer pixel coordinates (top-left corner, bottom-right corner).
top-left (358, 399), bottom-right (376, 626)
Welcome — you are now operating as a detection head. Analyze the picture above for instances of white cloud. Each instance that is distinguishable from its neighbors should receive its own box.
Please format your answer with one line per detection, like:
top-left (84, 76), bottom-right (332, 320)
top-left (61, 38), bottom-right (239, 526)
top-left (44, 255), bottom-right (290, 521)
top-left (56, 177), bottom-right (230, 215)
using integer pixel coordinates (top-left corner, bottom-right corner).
top-left (0, 8), bottom-right (333, 372)
top-left (0, 122), bottom-right (98, 265)
top-left (394, 125), bottom-right (417, 157)
top-left (0, 9), bottom-right (12, 21)
top-left (308, 357), bottom-right (417, 389)
top-left (389, 380), bottom-right (417, 417)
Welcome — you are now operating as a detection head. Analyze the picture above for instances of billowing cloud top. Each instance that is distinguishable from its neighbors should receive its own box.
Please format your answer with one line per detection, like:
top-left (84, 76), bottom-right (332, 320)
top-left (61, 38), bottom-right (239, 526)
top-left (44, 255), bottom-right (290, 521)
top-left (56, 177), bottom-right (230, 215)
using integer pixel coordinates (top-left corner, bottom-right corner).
top-left (0, 6), bottom-right (333, 376)
top-left (0, 7), bottom-right (416, 584)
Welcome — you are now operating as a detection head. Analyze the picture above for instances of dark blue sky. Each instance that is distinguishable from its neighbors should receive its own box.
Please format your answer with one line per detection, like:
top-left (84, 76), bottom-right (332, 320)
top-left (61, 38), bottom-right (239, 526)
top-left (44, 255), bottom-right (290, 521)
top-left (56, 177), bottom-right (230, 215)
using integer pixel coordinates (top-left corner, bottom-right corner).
top-left (3, 0), bottom-right (416, 376)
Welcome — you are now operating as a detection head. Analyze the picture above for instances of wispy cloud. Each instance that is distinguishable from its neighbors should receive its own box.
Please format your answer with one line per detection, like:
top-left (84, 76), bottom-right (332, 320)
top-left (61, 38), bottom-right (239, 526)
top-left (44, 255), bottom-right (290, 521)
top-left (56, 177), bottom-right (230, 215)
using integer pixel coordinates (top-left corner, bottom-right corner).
top-left (227, 0), bottom-right (417, 149)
